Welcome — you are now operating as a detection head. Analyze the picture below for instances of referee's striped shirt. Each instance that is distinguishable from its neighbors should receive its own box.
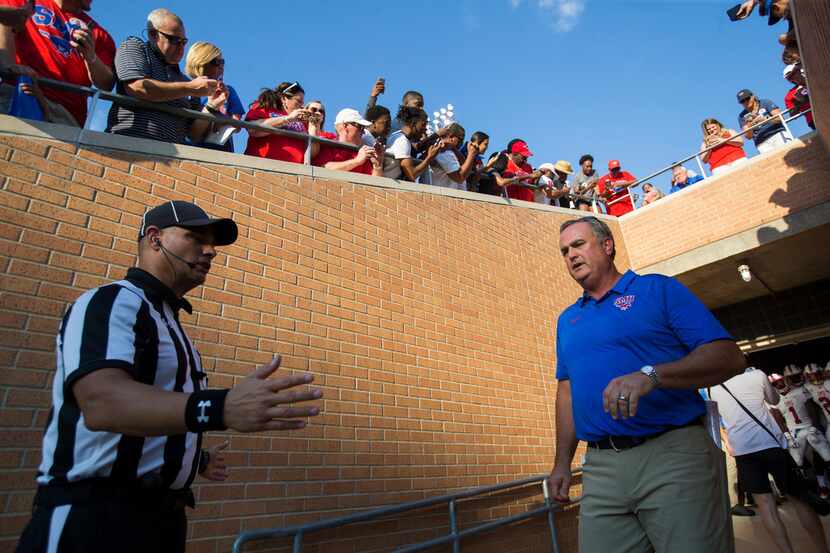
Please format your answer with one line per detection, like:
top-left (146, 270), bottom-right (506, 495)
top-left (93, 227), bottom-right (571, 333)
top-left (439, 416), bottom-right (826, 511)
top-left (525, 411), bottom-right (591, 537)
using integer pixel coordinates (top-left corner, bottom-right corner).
top-left (38, 268), bottom-right (206, 490)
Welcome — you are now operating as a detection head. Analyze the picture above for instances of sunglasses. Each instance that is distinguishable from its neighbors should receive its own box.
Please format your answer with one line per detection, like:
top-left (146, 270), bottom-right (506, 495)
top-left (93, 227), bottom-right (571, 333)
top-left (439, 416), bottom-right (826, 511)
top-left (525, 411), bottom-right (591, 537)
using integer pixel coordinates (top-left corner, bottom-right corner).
top-left (208, 58), bottom-right (225, 67)
top-left (308, 107), bottom-right (325, 114)
top-left (153, 28), bottom-right (188, 47)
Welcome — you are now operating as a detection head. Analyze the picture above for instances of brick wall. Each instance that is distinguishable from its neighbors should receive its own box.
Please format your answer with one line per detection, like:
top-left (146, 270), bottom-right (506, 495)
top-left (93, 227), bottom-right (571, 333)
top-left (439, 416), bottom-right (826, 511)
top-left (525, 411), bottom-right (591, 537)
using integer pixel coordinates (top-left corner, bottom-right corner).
top-left (619, 133), bottom-right (830, 271)
top-left (0, 124), bottom-right (626, 553)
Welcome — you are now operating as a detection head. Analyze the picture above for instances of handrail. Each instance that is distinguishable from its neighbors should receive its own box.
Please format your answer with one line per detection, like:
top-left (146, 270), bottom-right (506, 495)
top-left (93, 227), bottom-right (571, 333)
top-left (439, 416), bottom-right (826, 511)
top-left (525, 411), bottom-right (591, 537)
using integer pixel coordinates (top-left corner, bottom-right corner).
top-left (628, 107), bottom-right (811, 191)
top-left (231, 469), bottom-right (582, 553)
top-left (0, 72), bottom-right (386, 158)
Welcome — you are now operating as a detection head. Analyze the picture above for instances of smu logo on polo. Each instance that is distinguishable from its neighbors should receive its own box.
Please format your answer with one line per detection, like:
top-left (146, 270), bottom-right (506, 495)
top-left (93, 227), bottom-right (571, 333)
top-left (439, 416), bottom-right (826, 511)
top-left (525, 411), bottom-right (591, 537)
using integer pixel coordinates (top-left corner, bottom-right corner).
top-left (614, 295), bottom-right (636, 311)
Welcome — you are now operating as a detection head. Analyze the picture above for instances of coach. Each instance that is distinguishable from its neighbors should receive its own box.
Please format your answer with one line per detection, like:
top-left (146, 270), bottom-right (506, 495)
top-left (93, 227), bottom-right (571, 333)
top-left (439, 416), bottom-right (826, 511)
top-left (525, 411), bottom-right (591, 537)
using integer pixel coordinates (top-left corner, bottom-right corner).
top-left (17, 201), bottom-right (322, 553)
top-left (548, 216), bottom-right (745, 553)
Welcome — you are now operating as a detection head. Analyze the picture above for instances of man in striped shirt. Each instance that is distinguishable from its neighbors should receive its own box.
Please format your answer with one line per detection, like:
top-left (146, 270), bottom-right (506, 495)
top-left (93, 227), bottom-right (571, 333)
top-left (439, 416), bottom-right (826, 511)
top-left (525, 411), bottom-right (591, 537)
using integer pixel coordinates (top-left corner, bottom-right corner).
top-left (106, 8), bottom-right (222, 144)
top-left (17, 201), bottom-right (322, 553)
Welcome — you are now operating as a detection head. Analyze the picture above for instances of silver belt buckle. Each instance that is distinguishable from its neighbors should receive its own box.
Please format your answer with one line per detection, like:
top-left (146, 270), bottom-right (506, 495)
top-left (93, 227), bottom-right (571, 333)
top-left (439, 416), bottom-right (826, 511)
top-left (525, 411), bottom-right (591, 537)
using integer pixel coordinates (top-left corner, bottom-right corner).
top-left (608, 436), bottom-right (620, 452)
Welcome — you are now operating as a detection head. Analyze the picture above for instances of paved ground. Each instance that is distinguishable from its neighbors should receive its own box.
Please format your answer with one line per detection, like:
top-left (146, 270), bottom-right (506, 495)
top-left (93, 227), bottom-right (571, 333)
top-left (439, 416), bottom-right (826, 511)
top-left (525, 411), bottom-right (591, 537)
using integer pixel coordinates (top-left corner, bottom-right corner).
top-left (733, 501), bottom-right (830, 552)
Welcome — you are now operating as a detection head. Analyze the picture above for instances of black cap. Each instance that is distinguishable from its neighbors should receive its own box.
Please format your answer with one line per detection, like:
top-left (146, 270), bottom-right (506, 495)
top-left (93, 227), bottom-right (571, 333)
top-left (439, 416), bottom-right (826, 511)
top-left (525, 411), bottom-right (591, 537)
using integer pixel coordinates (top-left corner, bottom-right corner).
top-left (736, 89), bottom-right (754, 103)
top-left (138, 201), bottom-right (238, 246)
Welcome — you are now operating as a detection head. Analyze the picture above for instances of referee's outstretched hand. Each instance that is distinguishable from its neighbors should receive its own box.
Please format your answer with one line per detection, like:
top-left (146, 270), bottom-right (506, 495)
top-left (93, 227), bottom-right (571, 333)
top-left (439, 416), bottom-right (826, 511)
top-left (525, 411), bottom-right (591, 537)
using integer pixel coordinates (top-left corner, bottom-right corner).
top-left (224, 355), bottom-right (322, 433)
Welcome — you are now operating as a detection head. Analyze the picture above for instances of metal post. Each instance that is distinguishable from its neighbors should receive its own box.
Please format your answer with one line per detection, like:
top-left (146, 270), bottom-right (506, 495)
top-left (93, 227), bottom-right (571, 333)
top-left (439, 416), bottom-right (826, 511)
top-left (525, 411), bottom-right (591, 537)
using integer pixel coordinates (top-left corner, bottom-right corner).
top-left (694, 154), bottom-right (707, 180)
top-left (541, 478), bottom-right (561, 553)
top-left (303, 134), bottom-right (313, 165)
top-left (448, 499), bottom-right (460, 553)
top-left (292, 531), bottom-right (303, 553)
top-left (83, 89), bottom-right (101, 131)
top-left (777, 112), bottom-right (794, 142)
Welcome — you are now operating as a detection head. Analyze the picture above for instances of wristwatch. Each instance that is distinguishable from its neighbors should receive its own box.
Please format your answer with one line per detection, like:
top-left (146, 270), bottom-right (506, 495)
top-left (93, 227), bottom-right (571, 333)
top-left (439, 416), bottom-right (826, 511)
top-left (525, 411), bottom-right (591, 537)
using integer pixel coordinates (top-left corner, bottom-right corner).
top-left (640, 365), bottom-right (661, 388)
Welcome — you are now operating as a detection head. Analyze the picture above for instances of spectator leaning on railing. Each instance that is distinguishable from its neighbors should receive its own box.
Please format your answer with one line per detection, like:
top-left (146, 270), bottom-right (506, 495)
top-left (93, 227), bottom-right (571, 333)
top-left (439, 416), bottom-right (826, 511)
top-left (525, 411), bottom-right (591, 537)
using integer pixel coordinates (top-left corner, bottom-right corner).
top-left (570, 154), bottom-right (599, 212)
top-left (243, 81), bottom-right (311, 164)
top-left (106, 9), bottom-right (216, 145)
top-left (641, 182), bottom-right (664, 206)
top-left (700, 118), bottom-right (747, 176)
top-left (429, 123), bottom-right (478, 191)
top-left (597, 160), bottom-right (636, 217)
top-left (737, 88), bottom-right (790, 154)
top-left (305, 99), bottom-right (336, 141)
top-left (312, 108), bottom-right (382, 177)
top-left (184, 41), bottom-right (244, 153)
top-left (783, 63), bottom-right (813, 130)
top-left (362, 104), bottom-right (391, 148)
top-left (383, 106), bottom-right (440, 182)
top-left (501, 139), bottom-right (540, 203)
top-left (669, 165), bottom-right (703, 194)
top-left (0, 0), bottom-right (115, 126)
top-left (458, 131), bottom-right (489, 192)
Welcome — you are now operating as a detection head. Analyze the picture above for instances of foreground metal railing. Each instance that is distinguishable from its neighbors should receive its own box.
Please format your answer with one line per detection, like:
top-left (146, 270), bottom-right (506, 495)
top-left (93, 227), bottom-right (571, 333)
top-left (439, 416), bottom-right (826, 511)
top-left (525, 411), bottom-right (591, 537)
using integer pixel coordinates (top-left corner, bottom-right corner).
top-left (0, 73), bottom-right (384, 162)
top-left (231, 469), bottom-right (582, 553)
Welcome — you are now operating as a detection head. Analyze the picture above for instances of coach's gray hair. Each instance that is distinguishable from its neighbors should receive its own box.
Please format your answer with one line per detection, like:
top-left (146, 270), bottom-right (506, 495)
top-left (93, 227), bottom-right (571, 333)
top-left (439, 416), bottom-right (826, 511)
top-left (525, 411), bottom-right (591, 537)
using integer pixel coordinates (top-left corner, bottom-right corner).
top-left (147, 8), bottom-right (183, 32)
top-left (560, 216), bottom-right (616, 260)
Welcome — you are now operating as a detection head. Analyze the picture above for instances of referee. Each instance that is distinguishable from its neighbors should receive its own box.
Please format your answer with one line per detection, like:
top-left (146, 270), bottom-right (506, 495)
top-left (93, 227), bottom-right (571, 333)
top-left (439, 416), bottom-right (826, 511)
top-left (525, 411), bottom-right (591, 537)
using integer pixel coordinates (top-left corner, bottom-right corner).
top-left (17, 201), bottom-right (322, 553)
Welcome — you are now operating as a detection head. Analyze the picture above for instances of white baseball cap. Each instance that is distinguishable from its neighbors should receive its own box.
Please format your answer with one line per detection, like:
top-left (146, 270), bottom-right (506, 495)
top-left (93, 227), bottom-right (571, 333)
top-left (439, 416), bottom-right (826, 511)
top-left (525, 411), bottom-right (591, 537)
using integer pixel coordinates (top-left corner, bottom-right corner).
top-left (538, 163), bottom-right (556, 172)
top-left (783, 64), bottom-right (798, 78)
top-left (334, 108), bottom-right (371, 127)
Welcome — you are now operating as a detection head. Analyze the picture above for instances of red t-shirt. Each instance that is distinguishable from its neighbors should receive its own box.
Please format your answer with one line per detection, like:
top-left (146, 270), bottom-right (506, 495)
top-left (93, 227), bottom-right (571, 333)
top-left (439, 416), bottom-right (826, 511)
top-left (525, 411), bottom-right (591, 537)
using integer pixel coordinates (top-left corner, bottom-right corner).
top-left (785, 86), bottom-right (814, 128)
top-left (11, 0), bottom-right (115, 125)
top-left (244, 104), bottom-right (308, 164)
top-left (318, 130), bottom-right (337, 141)
top-left (313, 144), bottom-right (373, 175)
top-left (598, 171), bottom-right (636, 217)
top-left (707, 138), bottom-right (746, 171)
top-left (503, 158), bottom-right (535, 202)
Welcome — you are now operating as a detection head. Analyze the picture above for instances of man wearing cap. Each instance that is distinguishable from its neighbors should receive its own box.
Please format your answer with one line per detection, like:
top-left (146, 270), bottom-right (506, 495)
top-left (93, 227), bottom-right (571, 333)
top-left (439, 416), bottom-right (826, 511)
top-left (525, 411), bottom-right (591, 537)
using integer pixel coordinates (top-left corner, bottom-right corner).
top-left (16, 201), bottom-right (323, 553)
top-left (312, 108), bottom-right (383, 176)
top-left (539, 161), bottom-right (574, 209)
top-left (597, 160), bottom-right (637, 217)
top-left (548, 215), bottom-right (746, 553)
top-left (783, 63), bottom-right (814, 130)
top-left (502, 139), bottom-right (539, 203)
top-left (737, 89), bottom-right (791, 154)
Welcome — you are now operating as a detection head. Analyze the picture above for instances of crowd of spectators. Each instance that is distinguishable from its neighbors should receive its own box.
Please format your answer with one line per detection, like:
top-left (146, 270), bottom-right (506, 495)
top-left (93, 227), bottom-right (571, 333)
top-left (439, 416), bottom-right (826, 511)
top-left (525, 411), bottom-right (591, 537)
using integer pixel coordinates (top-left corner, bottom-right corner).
top-left (0, 1), bottom-right (816, 217)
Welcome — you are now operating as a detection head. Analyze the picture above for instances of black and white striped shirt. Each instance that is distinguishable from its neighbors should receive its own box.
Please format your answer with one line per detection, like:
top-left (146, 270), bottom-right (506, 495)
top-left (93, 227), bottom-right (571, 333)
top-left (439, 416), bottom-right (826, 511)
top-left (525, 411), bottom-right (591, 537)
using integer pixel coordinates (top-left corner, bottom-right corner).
top-left (106, 36), bottom-right (200, 144)
top-left (38, 268), bottom-right (205, 490)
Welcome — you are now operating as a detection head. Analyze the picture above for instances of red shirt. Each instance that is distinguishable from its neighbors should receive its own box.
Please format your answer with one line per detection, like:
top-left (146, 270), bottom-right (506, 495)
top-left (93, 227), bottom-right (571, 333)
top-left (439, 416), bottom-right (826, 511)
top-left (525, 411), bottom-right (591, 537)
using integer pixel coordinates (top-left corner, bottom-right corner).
top-left (503, 158), bottom-right (535, 202)
top-left (313, 144), bottom-right (373, 175)
top-left (707, 138), bottom-right (746, 171)
top-left (598, 171), bottom-right (636, 217)
top-left (785, 86), bottom-right (814, 129)
top-left (244, 104), bottom-right (308, 163)
top-left (318, 130), bottom-right (337, 141)
top-left (12, 0), bottom-right (115, 125)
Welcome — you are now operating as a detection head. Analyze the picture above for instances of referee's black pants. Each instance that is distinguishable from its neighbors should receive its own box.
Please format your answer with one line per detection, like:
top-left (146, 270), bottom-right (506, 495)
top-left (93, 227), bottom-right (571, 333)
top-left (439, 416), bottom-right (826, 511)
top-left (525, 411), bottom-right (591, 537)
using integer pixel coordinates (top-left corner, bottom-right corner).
top-left (16, 482), bottom-right (190, 553)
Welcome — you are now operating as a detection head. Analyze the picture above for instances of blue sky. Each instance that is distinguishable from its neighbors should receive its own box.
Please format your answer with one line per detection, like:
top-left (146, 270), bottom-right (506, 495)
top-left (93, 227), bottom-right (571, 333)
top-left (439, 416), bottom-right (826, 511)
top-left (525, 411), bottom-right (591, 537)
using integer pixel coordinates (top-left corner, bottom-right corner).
top-left (87, 0), bottom-right (808, 197)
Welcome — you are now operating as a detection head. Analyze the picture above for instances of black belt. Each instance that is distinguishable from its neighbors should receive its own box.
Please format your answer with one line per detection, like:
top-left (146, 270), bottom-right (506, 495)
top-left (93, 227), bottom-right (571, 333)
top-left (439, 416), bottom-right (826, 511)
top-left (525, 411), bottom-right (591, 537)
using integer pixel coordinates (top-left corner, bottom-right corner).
top-left (33, 476), bottom-right (195, 512)
top-left (588, 418), bottom-right (703, 451)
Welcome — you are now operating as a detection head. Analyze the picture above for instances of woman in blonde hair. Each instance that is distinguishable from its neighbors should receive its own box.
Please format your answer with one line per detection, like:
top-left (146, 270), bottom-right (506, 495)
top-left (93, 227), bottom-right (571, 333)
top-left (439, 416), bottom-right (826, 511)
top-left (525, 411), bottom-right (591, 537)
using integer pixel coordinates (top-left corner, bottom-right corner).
top-left (700, 118), bottom-right (747, 176)
top-left (185, 41), bottom-right (245, 152)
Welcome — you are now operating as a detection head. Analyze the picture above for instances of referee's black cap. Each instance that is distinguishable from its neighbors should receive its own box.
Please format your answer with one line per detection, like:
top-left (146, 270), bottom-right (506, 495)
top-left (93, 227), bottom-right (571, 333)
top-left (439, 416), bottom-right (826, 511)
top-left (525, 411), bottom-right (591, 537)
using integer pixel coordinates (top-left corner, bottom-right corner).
top-left (139, 201), bottom-right (238, 246)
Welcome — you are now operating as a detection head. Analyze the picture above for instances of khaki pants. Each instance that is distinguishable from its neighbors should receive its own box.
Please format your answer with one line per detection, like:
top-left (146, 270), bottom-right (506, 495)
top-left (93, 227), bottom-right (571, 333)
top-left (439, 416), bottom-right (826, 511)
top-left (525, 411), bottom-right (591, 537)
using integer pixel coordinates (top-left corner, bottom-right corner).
top-left (580, 425), bottom-right (734, 553)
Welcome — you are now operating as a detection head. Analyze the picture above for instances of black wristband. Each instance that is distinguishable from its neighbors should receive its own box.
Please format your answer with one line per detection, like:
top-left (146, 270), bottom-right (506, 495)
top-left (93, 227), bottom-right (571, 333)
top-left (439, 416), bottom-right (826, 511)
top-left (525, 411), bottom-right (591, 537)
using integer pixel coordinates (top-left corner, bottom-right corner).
top-left (185, 390), bottom-right (229, 433)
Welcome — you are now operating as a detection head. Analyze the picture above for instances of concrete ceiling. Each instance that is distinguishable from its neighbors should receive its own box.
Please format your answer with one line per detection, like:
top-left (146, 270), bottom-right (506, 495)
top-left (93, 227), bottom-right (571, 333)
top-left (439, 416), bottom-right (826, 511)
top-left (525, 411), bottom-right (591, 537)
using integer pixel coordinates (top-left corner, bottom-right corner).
top-left (676, 223), bottom-right (830, 309)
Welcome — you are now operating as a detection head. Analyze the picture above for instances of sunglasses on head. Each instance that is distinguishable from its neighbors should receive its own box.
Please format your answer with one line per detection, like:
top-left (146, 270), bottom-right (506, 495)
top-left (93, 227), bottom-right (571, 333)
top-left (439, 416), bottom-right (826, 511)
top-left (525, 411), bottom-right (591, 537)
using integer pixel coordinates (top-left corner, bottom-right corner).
top-left (283, 81), bottom-right (301, 95)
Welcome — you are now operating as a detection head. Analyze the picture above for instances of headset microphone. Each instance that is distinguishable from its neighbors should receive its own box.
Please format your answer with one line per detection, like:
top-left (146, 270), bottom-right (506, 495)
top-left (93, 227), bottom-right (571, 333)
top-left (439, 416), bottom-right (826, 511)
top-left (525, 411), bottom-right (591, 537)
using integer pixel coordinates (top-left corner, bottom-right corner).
top-left (155, 239), bottom-right (198, 269)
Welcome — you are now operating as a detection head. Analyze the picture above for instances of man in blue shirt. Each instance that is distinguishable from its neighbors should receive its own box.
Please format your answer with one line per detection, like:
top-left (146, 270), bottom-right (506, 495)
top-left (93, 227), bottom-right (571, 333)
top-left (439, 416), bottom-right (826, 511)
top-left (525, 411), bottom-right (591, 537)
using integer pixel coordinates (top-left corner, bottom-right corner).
top-left (737, 88), bottom-right (791, 154)
top-left (669, 165), bottom-right (704, 194)
top-left (548, 216), bottom-right (745, 553)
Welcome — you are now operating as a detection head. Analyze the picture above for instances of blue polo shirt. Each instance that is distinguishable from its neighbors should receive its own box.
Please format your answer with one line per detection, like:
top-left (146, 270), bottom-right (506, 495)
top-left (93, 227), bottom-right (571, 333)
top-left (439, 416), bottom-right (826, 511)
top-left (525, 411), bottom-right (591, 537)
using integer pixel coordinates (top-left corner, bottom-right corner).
top-left (555, 270), bottom-right (732, 442)
top-left (670, 174), bottom-right (704, 194)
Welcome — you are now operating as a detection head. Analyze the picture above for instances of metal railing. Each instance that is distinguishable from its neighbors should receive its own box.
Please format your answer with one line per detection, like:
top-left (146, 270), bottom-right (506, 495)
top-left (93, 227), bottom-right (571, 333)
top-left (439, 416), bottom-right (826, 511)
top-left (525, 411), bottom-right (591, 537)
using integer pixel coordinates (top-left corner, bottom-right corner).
top-left (231, 469), bottom-right (582, 553)
top-left (0, 72), bottom-right (385, 163)
top-left (624, 107), bottom-right (812, 208)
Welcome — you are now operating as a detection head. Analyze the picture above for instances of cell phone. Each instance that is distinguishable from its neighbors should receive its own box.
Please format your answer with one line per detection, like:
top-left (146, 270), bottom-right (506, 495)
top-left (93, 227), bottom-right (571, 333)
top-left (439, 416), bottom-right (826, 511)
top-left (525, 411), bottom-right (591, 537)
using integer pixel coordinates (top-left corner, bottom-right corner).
top-left (726, 4), bottom-right (742, 21)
